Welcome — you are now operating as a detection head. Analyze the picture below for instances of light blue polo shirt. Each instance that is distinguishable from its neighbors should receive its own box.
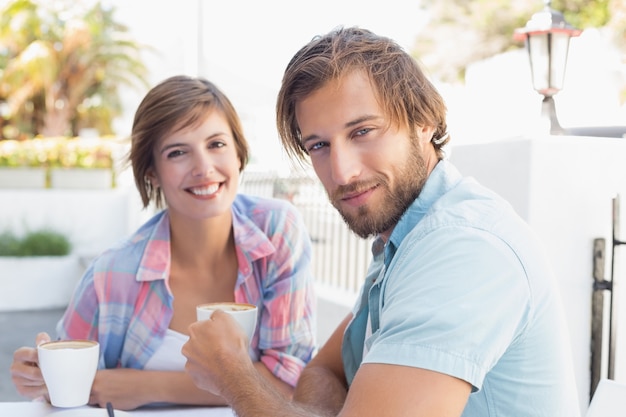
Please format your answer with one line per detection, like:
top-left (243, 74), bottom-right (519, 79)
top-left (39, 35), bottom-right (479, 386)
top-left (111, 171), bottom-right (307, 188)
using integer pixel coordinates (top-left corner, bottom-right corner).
top-left (342, 160), bottom-right (580, 417)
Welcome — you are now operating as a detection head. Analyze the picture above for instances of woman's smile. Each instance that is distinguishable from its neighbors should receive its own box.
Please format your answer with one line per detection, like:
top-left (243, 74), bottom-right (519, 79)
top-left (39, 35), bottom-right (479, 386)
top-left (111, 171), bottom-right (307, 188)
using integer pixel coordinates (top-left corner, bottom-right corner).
top-left (187, 182), bottom-right (221, 197)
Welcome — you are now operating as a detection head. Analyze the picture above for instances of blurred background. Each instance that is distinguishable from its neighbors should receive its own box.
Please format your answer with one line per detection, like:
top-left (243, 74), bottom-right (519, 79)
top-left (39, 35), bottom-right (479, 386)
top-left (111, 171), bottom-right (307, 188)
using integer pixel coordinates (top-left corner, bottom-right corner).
top-left (1, 1), bottom-right (626, 413)
top-left (1, 0), bottom-right (624, 171)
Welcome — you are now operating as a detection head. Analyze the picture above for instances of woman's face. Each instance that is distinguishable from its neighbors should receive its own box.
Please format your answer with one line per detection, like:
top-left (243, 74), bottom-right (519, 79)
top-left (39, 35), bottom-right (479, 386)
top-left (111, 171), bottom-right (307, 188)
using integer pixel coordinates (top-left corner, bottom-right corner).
top-left (149, 109), bottom-right (241, 222)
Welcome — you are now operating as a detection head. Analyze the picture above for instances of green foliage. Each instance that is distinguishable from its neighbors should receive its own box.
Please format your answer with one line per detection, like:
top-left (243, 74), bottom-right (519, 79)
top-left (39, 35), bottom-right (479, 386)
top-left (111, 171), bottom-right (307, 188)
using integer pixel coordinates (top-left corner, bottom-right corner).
top-left (0, 229), bottom-right (71, 256)
top-left (552, 0), bottom-right (612, 29)
top-left (0, 232), bottom-right (20, 255)
top-left (415, 0), bottom-right (619, 83)
top-left (0, 0), bottom-right (151, 139)
top-left (0, 137), bottom-right (118, 168)
top-left (0, 138), bottom-right (51, 167)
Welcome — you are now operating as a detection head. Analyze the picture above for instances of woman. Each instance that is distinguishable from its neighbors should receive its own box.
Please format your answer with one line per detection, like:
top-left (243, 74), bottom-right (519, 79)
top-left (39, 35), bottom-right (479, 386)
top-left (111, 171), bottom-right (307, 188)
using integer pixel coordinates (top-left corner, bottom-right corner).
top-left (10, 75), bottom-right (316, 410)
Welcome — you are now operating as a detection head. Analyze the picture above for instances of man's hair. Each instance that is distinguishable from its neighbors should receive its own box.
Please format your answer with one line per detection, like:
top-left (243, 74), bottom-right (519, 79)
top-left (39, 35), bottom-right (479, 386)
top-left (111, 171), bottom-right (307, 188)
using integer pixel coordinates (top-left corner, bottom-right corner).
top-left (129, 75), bottom-right (249, 208)
top-left (276, 26), bottom-right (449, 162)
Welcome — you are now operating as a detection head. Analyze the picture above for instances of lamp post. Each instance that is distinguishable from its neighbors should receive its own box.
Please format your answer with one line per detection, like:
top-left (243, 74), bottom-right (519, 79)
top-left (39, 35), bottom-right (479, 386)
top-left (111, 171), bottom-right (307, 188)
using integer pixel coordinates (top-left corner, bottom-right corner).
top-left (514, 1), bottom-right (581, 135)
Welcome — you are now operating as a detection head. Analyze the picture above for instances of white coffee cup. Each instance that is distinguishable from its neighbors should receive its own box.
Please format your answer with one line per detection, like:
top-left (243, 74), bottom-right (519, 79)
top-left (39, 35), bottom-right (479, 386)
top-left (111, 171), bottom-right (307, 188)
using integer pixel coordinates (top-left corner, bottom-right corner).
top-left (196, 302), bottom-right (258, 343)
top-left (37, 339), bottom-right (99, 408)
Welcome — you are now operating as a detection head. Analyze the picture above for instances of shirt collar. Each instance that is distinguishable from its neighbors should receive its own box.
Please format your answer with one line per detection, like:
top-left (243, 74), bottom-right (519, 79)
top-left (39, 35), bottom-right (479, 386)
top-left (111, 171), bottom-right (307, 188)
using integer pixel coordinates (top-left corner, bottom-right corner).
top-left (136, 210), bottom-right (171, 282)
top-left (135, 198), bottom-right (276, 283)
top-left (231, 200), bottom-right (276, 279)
top-left (386, 160), bottom-right (463, 258)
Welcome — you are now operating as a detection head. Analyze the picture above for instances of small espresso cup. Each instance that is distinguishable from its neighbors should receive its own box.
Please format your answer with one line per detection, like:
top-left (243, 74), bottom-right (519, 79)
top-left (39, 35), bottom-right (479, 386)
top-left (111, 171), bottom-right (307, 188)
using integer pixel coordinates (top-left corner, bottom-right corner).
top-left (196, 302), bottom-right (258, 343)
top-left (37, 339), bottom-right (99, 408)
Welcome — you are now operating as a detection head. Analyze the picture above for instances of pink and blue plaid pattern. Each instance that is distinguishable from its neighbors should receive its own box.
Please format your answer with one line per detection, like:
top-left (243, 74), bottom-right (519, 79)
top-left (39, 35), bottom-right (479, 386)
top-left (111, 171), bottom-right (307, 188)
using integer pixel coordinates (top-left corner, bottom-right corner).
top-left (57, 194), bottom-right (316, 387)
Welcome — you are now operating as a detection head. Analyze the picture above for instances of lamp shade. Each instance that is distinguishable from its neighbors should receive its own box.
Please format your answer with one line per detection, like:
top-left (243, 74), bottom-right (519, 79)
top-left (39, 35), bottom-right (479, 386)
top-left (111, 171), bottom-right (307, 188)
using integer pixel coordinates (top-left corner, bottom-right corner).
top-left (514, 2), bottom-right (581, 97)
top-left (527, 31), bottom-right (573, 95)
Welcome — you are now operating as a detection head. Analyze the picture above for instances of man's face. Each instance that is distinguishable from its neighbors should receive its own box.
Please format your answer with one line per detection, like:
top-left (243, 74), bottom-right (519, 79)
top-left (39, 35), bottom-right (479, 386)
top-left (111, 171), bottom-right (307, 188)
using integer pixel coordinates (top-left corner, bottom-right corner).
top-left (295, 71), bottom-right (437, 239)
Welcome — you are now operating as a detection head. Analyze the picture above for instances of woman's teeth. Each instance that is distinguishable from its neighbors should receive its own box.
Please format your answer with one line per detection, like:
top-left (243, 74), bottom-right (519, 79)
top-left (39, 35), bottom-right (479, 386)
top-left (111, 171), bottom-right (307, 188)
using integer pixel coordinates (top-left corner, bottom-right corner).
top-left (190, 183), bottom-right (219, 195)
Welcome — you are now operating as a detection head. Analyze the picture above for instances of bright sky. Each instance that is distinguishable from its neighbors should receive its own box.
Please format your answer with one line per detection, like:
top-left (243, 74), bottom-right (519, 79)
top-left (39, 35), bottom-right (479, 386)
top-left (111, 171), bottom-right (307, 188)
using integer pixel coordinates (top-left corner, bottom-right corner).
top-left (110, 0), bottom-right (429, 170)
top-left (10, 1), bottom-right (621, 168)
top-left (199, 0), bottom-right (427, 92)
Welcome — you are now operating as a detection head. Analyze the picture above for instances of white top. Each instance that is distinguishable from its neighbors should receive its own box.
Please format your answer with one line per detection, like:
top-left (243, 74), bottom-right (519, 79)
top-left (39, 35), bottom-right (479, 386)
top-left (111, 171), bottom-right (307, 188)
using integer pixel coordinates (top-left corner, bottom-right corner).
top-left (143, 329), bottom-right (188, 371)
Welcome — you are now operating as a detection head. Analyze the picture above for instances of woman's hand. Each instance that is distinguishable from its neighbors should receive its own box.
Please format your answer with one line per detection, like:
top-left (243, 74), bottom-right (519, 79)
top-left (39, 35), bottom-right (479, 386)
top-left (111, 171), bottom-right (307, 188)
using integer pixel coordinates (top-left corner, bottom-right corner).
top-left (89, 368), bottom-right (149, 410)
top-left (10, 332), bottom-right (51, 401)
top-left (89, 368), bottom-right (231, 410)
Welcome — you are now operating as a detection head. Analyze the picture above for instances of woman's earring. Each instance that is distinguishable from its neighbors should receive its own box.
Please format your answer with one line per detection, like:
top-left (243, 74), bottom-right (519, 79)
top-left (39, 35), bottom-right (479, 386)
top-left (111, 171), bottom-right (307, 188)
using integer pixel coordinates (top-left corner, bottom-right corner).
top-left (145, 177), bottom-right (153, 193)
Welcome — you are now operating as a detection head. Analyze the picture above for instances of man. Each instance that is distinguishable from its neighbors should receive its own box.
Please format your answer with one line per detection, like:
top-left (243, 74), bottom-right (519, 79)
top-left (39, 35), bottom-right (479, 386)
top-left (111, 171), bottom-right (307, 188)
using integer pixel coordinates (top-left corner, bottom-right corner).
top-left (182, 27), bottom-right (580, 416)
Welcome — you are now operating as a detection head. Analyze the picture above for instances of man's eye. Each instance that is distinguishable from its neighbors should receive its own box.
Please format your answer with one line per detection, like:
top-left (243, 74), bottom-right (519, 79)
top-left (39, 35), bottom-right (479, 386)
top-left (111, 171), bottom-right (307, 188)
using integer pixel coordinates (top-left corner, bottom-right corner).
top-left (354, 127), bottom-right (372, 137)
top-left (308, 141), bottom-right (327, 152)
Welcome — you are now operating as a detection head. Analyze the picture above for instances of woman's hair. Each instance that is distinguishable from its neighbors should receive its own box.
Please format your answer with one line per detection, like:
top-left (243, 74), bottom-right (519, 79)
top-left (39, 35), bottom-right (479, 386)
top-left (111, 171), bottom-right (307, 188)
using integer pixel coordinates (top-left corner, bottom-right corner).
top-left (276, 26), bottom-right (449, 162)
top-left (129, 75), bottom-right (249, 208)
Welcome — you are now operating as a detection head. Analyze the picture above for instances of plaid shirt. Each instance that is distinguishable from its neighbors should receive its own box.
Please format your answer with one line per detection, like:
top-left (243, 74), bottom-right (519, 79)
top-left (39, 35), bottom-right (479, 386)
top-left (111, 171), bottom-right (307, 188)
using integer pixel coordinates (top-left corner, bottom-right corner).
top-left (57, 193), bottom-right (316, 386)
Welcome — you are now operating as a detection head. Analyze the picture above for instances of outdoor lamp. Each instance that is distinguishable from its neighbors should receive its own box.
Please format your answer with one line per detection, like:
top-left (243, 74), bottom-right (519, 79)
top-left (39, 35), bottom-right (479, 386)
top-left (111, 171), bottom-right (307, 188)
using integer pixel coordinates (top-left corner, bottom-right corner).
top-left (514, 0), bottom-right (581, 135)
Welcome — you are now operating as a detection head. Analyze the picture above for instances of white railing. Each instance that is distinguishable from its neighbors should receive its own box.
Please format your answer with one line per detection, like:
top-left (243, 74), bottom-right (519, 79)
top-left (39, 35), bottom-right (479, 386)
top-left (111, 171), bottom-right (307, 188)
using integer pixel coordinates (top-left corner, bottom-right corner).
top-left (240, 171), bottom-right (371, 302)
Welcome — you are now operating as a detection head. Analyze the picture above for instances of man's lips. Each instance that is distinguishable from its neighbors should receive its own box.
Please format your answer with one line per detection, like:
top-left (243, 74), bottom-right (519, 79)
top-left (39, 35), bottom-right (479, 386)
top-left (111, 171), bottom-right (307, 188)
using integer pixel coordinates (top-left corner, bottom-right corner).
top-left (339, 185), bottom-right (378, 207)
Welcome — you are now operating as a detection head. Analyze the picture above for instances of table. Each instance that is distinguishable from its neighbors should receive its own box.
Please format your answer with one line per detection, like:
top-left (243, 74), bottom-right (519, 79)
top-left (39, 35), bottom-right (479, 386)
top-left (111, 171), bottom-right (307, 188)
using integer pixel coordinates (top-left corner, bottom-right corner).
top-left (0, 402), bottom-right (235, 416)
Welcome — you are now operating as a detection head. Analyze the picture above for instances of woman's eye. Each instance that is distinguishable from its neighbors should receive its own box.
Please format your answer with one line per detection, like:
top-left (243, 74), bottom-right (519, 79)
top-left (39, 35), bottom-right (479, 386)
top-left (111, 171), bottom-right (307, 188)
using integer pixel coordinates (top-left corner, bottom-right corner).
top-left (209, 141), bottom-right (226, 149)
top-left (166, 149), bottom-right (184, 158)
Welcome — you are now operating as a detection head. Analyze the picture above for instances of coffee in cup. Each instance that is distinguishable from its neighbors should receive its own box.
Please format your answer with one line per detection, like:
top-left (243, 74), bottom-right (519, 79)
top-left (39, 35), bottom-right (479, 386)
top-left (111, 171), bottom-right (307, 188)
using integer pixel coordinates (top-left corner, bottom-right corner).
top-left (37, 339), bottom-right (99, 408)
top-left (196, 302), bottom-right (258, 343)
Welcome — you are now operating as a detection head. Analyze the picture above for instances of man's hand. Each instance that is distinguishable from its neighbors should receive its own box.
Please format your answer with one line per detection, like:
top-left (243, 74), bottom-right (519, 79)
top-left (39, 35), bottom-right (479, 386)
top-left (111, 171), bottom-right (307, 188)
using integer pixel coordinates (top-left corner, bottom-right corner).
top-left (182, 309), bottom-right (254, 399)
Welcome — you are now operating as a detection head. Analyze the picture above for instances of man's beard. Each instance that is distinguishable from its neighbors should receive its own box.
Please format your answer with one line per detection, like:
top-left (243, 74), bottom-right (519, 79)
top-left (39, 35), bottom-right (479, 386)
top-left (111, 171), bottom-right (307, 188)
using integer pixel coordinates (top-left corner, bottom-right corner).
top-left (329, 145), bottom-right (428, 239)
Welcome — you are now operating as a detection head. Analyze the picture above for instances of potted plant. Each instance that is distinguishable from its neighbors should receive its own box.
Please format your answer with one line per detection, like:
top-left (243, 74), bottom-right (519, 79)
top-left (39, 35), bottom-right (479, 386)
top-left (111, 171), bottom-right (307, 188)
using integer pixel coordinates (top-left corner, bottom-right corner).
top-left (0, 0), bottom-right (145, 189)
top-left (48, 136), bottom-right (122, 189)
top-left (0, 136), bottom-right (126, 189)
top-left (0, 228), bottom-right (82, 311)
top-left (0, 139), bottom-right (51, 188)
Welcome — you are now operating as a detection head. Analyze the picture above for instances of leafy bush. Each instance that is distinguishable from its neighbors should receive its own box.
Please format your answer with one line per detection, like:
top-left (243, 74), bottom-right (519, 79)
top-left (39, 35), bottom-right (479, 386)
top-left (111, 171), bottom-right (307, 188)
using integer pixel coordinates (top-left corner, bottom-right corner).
top-left (0, 137), bottom-right (119, 169)
top-left (0, 229), bottom-right (71, 256)
top-left (0, 232), bottom-right (20, 255)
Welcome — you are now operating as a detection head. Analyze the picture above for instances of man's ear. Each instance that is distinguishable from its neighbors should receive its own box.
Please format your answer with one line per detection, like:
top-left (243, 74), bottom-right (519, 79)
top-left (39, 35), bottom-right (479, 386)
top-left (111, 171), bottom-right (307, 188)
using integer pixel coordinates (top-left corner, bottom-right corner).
top-left (416, 125), bottom-right (436, 146)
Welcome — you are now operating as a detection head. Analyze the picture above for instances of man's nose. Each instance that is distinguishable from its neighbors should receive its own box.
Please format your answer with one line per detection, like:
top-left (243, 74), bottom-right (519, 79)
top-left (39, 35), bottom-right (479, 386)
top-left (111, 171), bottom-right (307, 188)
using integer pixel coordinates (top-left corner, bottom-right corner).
top-left (329, 142), bottom-right (361, 186)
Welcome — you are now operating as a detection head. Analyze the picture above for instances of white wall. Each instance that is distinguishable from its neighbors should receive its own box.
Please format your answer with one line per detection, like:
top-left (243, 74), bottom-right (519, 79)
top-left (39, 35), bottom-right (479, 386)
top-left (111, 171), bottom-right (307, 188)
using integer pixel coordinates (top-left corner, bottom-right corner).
top-left (457, 29), bottom-right (626, 146)
top-left (450, 135), bottom-right (626, 415)
top-left (0, 185), bottom-right (144, 259)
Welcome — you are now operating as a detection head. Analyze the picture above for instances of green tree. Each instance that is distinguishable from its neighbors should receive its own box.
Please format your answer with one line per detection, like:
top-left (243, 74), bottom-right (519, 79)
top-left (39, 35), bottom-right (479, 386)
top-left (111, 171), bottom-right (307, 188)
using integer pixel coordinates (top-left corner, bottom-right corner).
top-left (0, 0), bottom-right (150, 139)
top-left (414, 0), bottom-right (618, 84)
